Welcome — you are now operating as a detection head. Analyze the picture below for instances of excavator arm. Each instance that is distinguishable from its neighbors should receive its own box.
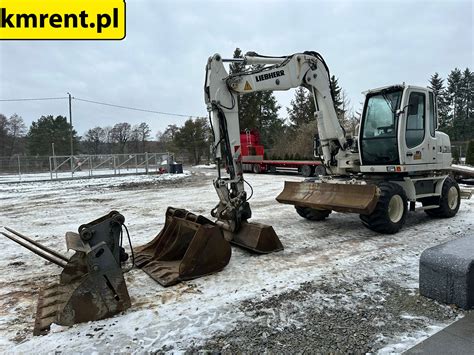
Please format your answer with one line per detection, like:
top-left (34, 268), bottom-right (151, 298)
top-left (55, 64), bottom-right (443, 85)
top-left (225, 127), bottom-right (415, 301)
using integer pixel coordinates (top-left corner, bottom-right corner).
top-left (204, 51), bottom-right (356, 232)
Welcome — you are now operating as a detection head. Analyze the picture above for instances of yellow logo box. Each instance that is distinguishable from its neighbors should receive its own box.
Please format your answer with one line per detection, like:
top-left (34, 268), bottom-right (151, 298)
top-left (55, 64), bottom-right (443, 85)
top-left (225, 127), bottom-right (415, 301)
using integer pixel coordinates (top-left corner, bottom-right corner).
top-left (0, 0), bottom-right (125, 40)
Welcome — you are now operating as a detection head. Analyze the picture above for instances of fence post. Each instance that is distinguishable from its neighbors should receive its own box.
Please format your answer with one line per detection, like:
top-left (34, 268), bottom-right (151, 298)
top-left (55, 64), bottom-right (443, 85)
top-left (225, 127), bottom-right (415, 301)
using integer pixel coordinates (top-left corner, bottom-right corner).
top-left (135, 154), bottom-right (138, 173)
top-left (18, 155), bottom-right (22, 181)
top-left (113, 155), bottom-right (117, 175)
top-left (145, 152), bottom-right (149, 174)
top-left (49, 156), bottom-right (53, 180)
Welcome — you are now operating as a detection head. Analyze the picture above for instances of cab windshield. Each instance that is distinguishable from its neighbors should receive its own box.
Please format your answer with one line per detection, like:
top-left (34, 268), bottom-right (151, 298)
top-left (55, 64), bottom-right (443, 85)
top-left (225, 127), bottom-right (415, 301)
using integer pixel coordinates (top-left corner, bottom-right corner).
top-left (361, 89), bottom-right (402, 165)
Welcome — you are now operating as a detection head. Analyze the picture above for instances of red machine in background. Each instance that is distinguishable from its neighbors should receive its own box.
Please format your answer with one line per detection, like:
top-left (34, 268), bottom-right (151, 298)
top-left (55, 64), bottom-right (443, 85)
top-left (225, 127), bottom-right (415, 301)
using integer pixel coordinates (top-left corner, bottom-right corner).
top-left (240, 129), bottom-right (324, 177)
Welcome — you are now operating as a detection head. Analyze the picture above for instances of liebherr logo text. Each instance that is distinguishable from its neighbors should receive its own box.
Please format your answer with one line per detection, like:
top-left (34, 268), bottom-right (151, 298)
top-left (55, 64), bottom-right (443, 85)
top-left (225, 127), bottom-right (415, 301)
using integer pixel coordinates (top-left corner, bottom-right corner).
top-left (255, 70), bottom-right (285, 82)
top-left (0, 0), bottom-right (125, 40)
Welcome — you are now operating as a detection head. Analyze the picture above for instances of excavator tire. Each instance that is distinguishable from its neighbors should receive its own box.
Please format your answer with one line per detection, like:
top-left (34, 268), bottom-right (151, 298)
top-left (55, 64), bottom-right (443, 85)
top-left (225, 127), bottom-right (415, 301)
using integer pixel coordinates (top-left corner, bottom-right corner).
top-left (359, 182), bottom-right (407, 234)
top-left (295, 206), bottom-right (331, 221)
top-left (423, 176), bottom-right (460, 218)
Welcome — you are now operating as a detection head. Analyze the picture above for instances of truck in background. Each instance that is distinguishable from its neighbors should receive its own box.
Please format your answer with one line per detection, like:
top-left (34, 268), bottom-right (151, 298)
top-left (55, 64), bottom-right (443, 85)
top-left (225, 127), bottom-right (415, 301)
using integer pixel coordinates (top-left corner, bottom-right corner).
top-left (240, 129), bottom-right (324, 177)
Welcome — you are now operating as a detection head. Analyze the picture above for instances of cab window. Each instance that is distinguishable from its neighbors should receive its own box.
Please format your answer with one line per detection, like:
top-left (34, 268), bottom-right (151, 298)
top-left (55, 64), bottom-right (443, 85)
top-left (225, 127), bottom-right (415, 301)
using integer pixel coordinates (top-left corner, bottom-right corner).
top-left (428, 92), bottom-right (436, 137)
top-left (405, 92), bottom-right (425, 148)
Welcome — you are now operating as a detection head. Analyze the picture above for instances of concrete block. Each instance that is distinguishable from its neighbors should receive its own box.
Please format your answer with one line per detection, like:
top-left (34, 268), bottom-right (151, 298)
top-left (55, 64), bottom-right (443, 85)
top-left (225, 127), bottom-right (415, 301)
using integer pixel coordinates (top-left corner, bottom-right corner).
top-left (420, 235), bottom-right (474, 309)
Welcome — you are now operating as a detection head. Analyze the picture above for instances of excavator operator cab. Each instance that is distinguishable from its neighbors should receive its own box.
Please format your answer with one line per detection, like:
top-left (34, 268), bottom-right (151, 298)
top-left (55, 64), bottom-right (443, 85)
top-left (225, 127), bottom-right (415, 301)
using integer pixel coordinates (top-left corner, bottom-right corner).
top-left (359, 85), bottom-right (451, 173)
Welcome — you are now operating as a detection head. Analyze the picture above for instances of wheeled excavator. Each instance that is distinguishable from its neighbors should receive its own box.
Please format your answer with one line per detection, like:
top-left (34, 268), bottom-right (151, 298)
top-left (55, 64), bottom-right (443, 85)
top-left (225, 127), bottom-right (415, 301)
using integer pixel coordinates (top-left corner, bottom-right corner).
top-left (202, 51), bottom-right (460, 235)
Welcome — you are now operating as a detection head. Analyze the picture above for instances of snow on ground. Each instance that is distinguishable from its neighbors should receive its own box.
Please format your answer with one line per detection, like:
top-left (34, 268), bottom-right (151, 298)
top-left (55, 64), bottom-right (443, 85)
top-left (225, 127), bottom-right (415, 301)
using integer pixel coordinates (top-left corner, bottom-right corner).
top-left (0, 167), bottom-right (169, 183)
top-left (0, 167), bottom-right (472, 352)
top-left (192, 164), bottom-right (216, 169)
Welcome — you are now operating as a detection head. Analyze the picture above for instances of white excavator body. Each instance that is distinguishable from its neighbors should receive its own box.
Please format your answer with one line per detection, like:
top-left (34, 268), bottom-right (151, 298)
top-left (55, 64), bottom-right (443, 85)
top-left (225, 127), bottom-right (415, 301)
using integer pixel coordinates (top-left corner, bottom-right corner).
top-left (205, 51), bottom-right (461, 235)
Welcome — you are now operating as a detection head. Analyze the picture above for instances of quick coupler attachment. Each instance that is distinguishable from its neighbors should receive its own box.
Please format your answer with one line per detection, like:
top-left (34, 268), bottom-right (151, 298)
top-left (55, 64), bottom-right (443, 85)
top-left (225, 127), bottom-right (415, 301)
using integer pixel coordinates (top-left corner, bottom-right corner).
top-left (1, 211), bottom-right (132, 335)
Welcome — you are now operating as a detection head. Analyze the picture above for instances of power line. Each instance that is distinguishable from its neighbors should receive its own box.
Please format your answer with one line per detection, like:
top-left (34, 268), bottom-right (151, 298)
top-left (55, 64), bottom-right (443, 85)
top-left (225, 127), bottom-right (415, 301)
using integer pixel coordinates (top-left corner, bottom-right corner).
top-left (0, 95), bottom-right (205, 119)
top-left (0, 97), bottom-right (68, 102)
top-left (73, 97), bottom-right (204, 118)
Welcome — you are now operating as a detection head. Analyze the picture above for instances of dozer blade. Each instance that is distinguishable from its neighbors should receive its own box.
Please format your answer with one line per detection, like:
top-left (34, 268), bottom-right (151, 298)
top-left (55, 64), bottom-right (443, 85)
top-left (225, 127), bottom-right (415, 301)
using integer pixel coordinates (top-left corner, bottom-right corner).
top-left (223, 221), bottom-right (283, 254)
top-left (276, 181), bottom-right (380, 215)
top-left (136, 209), bottom-right (231, 287)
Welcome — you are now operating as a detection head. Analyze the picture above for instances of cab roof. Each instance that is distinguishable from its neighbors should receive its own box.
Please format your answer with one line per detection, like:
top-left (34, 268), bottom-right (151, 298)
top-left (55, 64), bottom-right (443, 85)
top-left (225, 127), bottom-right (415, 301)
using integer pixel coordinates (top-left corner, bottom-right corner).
top-left (362, 84), bottom-right (431, 95)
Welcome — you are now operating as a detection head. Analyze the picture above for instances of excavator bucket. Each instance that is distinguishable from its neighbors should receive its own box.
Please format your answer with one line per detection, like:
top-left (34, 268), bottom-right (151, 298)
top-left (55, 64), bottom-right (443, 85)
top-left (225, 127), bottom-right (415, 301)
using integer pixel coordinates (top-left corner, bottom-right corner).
top-left (276, 181), bottom-right (380, 215)
top-left (1, 211), bottom-right (131, 335)
top-left (135, 207), bottom-right (231, 287)
top-left (223, 221), bottom-right (283, 254)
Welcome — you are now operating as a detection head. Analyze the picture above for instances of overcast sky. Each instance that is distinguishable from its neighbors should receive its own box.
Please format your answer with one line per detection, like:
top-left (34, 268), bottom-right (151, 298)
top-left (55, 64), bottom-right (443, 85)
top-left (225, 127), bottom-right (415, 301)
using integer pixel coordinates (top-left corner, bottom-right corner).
top-left (0, 0), bottom-right (472, 138)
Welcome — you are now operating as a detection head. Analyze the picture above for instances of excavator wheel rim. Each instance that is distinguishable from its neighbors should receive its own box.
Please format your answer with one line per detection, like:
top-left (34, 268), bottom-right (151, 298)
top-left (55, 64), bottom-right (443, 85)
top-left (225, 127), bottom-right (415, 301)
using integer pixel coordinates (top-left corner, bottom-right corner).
top-left (447, 186), bottom-right (459, 210)
top-left (388, 194), bottom-right (404, 223)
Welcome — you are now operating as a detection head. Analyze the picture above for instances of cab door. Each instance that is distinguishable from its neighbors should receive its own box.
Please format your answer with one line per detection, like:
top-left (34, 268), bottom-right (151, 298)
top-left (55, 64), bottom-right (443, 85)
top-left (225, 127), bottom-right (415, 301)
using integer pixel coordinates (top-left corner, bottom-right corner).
top-left (401, 90), bottom-right (431, 165)
top-left (426, 91), bottom-right (438, 163)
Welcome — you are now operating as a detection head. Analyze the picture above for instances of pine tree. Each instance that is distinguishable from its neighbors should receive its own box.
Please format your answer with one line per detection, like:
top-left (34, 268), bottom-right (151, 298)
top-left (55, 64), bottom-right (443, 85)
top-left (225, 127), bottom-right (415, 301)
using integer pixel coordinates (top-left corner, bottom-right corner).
top-left (446, 68), bottom-right (464, 140)
top-left (287, 87), bottom-right (315, 127)
top-left (466, 140), bottom-right (474, 166)
top-left (429, 73), bottom-right (450, 129)
top-left (27, 115), bottom-right (79, 156)
top-left (230, 47), bottom-right (284, 147)
top-left (330, 75), bottom-right (345, 121)
top-left (461, 68), bottom-right (474, 141)
top-left (173, 117), bottom-right (211, 165)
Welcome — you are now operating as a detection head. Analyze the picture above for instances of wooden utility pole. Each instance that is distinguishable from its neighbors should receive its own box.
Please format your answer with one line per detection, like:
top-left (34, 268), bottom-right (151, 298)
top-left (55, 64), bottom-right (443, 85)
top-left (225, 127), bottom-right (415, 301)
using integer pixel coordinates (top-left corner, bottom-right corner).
top-left (68, 92), bottom-right (73, 156)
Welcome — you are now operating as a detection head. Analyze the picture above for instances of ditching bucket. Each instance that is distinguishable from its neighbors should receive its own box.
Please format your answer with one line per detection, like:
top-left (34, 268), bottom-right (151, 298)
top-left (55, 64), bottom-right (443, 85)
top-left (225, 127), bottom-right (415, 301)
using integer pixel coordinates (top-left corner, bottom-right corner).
top-left (276, 181), bottom-right (380, 215)
top-left (135, 207), bottom-right (231, 287)
top-left (223, 221), bottom-right (283, 254)
top-left (1, 211), bottom-right (131, 335)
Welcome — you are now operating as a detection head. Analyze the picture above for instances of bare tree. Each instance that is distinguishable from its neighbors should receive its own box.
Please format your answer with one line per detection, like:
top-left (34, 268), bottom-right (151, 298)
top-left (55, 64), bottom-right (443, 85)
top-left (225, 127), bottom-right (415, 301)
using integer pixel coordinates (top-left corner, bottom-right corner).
top-left (135, 122), bottom-right (151, 152)
top-left (130, 122), bottom-right (151, 153)
top-left (157, 124), bottom-right (179, 152)
top-left (7, 114), bottom-right (26, 156)
top-left (110, 122), bottom-right (131, 153)
top-left (102, 126), bottom-right (113, 153)
top-left (0, 114), bottom-right (8, 156)
top-left (84, 127), bottom-right (106, 155)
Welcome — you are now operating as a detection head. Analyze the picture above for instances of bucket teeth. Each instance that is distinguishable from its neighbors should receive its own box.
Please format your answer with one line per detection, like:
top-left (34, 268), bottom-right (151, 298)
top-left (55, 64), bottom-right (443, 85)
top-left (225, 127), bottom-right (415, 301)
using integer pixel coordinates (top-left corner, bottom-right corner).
top-left (34, 284), bottom-right (65, 335)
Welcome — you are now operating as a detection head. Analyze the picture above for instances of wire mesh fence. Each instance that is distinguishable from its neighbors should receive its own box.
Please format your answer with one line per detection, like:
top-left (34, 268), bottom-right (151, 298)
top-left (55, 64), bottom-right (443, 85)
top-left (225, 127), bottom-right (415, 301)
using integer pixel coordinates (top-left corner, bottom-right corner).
top-left (0, 152), bottom-right (173, 183)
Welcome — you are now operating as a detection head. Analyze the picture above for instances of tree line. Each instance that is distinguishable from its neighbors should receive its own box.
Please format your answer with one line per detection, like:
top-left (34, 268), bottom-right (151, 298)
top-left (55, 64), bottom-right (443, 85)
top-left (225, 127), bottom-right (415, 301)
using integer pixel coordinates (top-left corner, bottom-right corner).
top-left (0, 114), bottom-right (156, 157)
top-left (428, 68), bottom-right (473, 142)
top-left (1, 49), bottom-right (472, 166)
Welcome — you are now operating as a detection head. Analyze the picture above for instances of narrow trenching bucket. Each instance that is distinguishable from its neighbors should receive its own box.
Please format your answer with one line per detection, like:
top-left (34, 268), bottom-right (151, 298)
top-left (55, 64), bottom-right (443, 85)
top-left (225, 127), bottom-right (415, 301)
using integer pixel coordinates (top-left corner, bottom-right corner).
top-left (135, 208), bottom-right (231, 287)
top-left (276, 181), bottom-right (380, 215)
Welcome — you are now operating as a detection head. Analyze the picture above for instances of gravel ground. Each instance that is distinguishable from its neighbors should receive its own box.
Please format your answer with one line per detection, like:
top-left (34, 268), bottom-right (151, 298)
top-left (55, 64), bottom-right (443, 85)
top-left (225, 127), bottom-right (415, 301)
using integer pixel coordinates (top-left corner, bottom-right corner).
top-left (188, 278), bottom-right (461, 353)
